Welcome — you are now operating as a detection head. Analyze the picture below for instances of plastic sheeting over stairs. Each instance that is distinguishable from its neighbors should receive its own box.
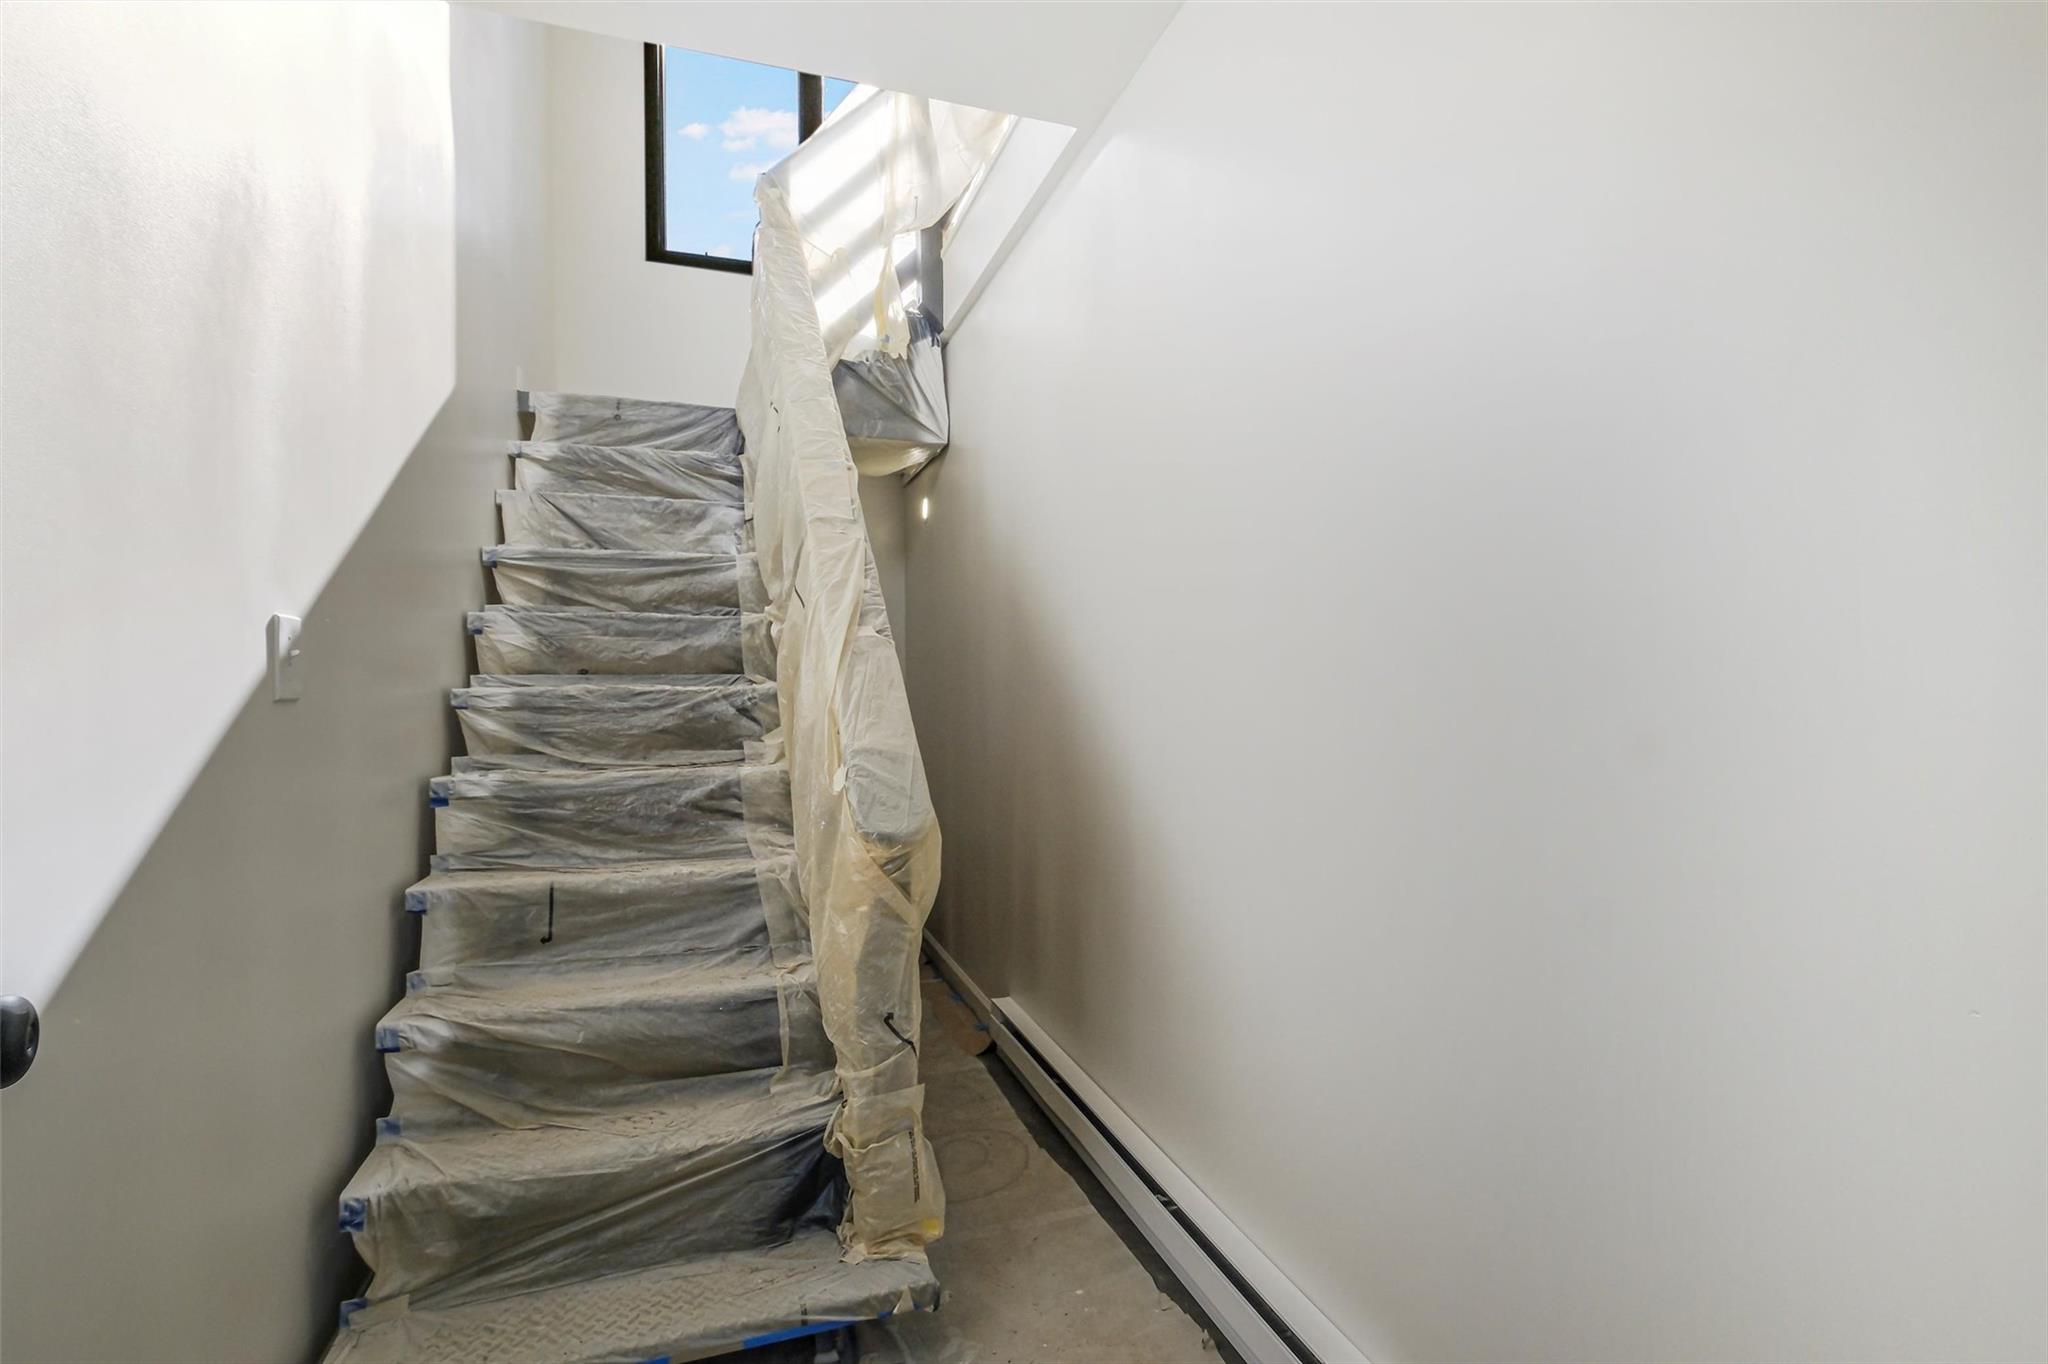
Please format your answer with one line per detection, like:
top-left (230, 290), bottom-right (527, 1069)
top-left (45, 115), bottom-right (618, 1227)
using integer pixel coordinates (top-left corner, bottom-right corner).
top-left (323, 391), bottom-right (938, 1364)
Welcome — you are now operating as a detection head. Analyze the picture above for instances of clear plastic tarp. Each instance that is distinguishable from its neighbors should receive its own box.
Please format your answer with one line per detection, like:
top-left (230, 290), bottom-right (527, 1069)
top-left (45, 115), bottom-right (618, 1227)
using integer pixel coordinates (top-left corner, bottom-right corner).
top-left (764, 86), bottom-right (1010, 476)
top-left (736, 87), bottom-right (1004, 1260)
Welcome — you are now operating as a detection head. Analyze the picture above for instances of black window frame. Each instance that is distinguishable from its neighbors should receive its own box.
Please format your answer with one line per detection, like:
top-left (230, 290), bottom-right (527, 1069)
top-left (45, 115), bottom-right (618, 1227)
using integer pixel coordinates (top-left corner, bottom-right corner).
top-left (644, 44), bottom-right (826, 274)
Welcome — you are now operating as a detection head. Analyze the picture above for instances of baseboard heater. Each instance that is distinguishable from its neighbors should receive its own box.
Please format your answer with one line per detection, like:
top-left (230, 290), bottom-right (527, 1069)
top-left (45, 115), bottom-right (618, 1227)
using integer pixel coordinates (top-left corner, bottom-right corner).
top-left (922, 935), bottom-right (1364, 1364)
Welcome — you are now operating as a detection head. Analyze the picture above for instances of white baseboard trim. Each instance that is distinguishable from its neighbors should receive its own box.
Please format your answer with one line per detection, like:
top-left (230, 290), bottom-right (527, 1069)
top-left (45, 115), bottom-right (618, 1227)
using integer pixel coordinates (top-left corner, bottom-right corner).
top-left (921, 933), bottom-right (1367, 1364)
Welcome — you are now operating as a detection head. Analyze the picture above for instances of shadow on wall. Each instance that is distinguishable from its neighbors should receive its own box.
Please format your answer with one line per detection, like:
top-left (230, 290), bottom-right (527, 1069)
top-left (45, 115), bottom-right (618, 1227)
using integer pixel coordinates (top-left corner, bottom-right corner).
top-left (902, 455), bottom-right (1157, 1038)
top-left (0, 387), bottom-right (509, 1364)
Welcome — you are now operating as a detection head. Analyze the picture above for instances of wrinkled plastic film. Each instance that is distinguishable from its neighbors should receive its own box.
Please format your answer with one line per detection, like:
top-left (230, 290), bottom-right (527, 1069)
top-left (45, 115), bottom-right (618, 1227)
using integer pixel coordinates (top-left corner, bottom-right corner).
top-left (497, 488), bottom-right (745, 553)
top-left (762, 88), bottom-right (1010, 477)
top-left (528, 393), bottom-right (743, 455)
top-left (740, 173), bottom-right (947, 1262)
top-left (834, 307), bottom-right (949, 473)
top-left (468, 607), bottom-right (772, 679)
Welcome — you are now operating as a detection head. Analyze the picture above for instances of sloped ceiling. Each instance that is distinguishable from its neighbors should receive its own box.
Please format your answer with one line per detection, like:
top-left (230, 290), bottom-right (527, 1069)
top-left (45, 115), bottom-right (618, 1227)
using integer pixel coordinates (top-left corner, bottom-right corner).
top-left (462, 0), bottom-right (1179, 129)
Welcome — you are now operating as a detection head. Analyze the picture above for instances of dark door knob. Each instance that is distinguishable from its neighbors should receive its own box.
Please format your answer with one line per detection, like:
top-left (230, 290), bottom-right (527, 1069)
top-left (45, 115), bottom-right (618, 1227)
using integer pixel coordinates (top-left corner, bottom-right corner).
top-left (1, 996), bottom-right (39, 1088)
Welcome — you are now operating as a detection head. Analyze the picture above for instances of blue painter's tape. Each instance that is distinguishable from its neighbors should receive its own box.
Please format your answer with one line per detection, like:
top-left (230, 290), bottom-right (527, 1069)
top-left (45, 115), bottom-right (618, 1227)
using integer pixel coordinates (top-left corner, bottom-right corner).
top-left (469, 624), bottom-right (484, 636)
top-left (742, 1320), bottom-right (853, 1350)
top-left (374, 1025), bottom-right (403, 1054)
top-left (428, 793), bottom-right (449, 808)
top-left (450, 694), bottom-right (468, 710)
top-left (376, 1116), bottom-right (401, 1143)
top-left (338, 1199), bottom-right (367, 1234)
top-left (639, 1357), bottom-right (672, 1364)
top-left (404, 889), bottom-right (428, 915)
top-left (339, 1297), bottom-right (368, 1329)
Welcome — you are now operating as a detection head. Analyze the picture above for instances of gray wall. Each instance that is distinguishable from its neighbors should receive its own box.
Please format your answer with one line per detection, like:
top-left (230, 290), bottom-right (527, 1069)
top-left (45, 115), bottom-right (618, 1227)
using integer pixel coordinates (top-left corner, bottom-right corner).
top-left (904, 4), bottom-right (2047, 1360)
top-left (0, 8), bottom-right (552, 1360)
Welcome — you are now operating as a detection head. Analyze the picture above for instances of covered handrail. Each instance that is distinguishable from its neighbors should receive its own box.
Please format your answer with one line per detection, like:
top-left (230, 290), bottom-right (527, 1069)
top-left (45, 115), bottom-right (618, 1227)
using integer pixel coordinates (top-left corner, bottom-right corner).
top-left (736, 92), bottom-right (1000, 1260)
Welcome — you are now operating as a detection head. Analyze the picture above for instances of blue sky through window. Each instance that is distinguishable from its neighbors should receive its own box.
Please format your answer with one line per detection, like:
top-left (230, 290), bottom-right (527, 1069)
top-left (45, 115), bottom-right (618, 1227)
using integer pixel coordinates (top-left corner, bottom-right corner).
top-left (662, 47), bottom-right (855, 263)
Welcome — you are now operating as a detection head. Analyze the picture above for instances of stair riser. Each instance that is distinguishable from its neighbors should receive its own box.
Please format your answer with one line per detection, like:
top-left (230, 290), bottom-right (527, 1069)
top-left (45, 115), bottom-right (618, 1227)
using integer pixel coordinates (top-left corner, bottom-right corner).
top-left (454, 684), bottom-right (778, 766)
top-left (469, 609), bottom-right (771, 678)
top-left (430, 766), bottom-right (790, 871)
top-left (383, 996), bottom-right (794, 1123)
top-left (486, 553), bottom-right (762, 615)
top-left (499, 490), bottom-right (743, 553)
top-left (413, 861), bottom-right (801, 974)
top-left (347, 1125), bottom-right (836, 1310)
top-left (527, 394), bottom-right (742, 455)
top-left (323, 1227), bottom-right (938, 1364)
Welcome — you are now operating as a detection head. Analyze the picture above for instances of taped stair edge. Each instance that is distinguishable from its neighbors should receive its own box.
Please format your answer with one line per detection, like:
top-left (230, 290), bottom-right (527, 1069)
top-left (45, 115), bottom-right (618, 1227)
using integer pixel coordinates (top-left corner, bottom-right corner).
top-left (920, 932), bottom-right (1369, 1364)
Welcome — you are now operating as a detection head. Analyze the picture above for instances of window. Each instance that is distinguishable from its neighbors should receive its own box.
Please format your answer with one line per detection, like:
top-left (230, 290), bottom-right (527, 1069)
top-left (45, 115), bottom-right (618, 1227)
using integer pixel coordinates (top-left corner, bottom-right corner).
top-left (644, 44), bottom-right (854, 272)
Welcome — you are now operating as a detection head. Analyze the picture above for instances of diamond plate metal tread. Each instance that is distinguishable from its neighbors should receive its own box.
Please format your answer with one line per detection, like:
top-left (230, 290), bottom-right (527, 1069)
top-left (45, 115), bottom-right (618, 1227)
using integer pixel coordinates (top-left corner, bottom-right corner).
top-left (342, 1070), bottom-right (841, 1308)
top-left (326, 1230), bottom-right (937, 1364)
top-left (408, 854), bottom-right (802, 974)
top-left (510, 440), bottom-right (743, 502)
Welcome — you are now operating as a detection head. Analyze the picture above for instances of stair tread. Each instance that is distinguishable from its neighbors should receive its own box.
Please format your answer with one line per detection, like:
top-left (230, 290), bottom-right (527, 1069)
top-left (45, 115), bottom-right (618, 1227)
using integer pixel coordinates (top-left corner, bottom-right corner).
top-left (431, 756), bottom-right (782, 797)
top-left (483, 545), bottom-right (745, 565)
top-left (340, 1068), bottom-right (844, 1327)
top-left (469, 672), bottom-right (748, 688)
top-left (511, 439), bottom-right (743, 502)
top-left (453, 678), bottom-right (777, 768)
top-left (523, 390), bottom-right (743, 456)
top-left (409, 855), bottom-right (781, 902)
top-left (327, 1229), bottom-right (937, 1364)
top-left (484, 546), bottom-right (761, 615)
top-left (391, 948), bottom-right (811, 1019)
top-left (350, 1067), bottom-right (835, 1197)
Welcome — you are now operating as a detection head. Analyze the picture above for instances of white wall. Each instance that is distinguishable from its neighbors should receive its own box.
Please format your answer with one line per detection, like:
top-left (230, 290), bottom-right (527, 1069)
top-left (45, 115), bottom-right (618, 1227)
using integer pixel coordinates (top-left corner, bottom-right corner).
top-left (0, 0), bottom-right (454, 1009)
top-left (906, 5), bottom-right (2047, 1361)
top-left (0, 5), bottom-right (553, 1359)
top-left (546, 23), bottom-right (751, 405)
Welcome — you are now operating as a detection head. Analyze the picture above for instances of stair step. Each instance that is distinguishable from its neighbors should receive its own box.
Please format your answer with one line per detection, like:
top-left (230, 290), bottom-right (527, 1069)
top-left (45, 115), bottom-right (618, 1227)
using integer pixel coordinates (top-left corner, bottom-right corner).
top-left (380, 954), bottom-right (827, 1125)
top-left (430, 761), bottom-right (789, 871)
top-left (484, 547), bottom-right (765, 614)
top-left (497, 489), bottom-right (744, 553)
top-left (341, 1069), bottom-right (841, 1311)
top-left (467, 606), bottom-right (773, 678)
top-left (454, 679), bottom-right (778, 766)
top-left (525, 390), bottom-right (743, 456)
top-left (407, 855), bottom-right (805, 974)
top-left (325, 1227), bottom-right (939, 1364)
top-left (469, 672), bottom-right (742, 688)
top-left (512, 440), bottom-right (741, 503)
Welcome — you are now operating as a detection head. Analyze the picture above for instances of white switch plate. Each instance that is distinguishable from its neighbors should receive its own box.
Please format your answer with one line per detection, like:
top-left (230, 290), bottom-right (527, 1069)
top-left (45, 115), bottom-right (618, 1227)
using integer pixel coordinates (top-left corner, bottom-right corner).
top-left (268, 613), bottom-right (304, 702)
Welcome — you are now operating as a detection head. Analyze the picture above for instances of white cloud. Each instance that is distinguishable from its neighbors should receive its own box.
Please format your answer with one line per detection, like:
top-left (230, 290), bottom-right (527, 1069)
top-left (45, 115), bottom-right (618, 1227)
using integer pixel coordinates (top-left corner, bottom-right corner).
top-left (729, 161), bottom-right (773, 182)
top-left (674, 121), bottom-right (710, 141)
top-left (720, 106), bottom-right (797, 152)
top-left (708, 244), bottom-right (739, 259)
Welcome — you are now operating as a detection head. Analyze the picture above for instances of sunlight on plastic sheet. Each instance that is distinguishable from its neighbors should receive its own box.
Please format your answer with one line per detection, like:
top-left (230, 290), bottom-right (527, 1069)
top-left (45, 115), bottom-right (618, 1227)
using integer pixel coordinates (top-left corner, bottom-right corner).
top-left (733, 88), bottom-right (1005, 1260)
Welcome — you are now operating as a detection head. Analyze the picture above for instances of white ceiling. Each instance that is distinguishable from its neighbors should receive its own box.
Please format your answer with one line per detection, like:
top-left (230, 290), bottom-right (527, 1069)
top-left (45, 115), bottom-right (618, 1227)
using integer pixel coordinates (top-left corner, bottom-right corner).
top-left (463, 0), bottom-right (1180, 129)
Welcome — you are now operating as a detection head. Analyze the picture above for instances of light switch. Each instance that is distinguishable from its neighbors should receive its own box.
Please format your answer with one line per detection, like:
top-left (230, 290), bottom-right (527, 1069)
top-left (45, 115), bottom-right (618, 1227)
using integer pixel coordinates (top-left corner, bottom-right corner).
top-left (268, 613), bottom-right (304, 702)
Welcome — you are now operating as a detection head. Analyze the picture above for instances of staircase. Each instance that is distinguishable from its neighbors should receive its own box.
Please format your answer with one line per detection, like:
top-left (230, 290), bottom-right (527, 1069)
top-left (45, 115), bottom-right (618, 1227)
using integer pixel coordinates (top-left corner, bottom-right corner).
top-left (324, 391), bottom-right (938, 1364)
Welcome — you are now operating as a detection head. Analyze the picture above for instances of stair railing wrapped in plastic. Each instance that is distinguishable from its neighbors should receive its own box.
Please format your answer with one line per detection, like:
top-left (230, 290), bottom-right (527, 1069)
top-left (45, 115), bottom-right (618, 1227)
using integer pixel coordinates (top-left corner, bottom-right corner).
top-left (737, 93), bottom-right (1001, 1261)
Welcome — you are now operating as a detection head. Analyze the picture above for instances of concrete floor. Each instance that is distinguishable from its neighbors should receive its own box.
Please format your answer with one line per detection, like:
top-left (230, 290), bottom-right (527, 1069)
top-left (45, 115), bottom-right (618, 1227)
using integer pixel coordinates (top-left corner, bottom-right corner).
top-left (851, 966), bottom-right (1242, 1364)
